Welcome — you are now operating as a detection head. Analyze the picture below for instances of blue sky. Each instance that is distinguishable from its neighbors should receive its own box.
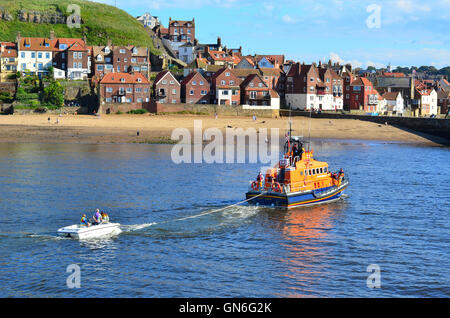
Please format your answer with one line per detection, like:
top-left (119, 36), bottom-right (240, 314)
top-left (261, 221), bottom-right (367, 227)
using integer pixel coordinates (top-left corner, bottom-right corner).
top-left (96, 0), bottom-right (450, 69)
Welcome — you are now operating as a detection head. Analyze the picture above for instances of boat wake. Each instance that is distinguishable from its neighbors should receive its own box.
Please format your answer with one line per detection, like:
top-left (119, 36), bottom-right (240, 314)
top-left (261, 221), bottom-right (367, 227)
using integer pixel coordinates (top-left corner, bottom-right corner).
top-left (121, 222), bottom-right (157, 232)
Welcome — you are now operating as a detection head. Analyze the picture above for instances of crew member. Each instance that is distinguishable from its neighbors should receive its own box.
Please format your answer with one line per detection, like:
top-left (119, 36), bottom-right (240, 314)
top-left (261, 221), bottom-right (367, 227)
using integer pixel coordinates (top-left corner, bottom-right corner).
top-left (101, 211), bottom-right (110, 223)
top-left (92, 209), bottom-right (102, 225)
top-left (80, 214), bottom-right (90, 227)
top-left (256, 172), bottom-right (264, 188)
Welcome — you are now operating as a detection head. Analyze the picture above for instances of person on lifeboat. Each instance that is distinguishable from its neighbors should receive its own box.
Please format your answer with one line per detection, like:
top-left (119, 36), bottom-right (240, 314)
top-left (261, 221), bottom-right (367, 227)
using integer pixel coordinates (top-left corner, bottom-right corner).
top-left (80, 214), bottom-right (91, 227)
top-left (92, 209), bottom-right (102, 225)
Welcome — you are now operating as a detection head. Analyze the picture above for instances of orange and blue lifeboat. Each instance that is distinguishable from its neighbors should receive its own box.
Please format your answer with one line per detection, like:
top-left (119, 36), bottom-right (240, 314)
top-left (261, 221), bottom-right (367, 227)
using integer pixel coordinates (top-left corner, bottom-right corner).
top-left (246, 138), bottom-right (349, 208)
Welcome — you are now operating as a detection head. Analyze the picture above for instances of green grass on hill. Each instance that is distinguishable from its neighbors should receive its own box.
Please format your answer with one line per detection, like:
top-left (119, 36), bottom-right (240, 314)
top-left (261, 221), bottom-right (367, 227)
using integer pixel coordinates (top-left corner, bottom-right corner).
top-left (0, 0), bottom-right (160, 55)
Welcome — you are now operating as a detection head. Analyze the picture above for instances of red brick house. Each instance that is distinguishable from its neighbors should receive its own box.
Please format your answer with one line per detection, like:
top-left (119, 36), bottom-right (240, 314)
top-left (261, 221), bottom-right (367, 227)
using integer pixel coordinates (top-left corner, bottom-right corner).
top-left (153, 70), bottom-right (181, 104)
top-left (181, 71), bottom-right (210, 104)
top-left (99, 72), bottom-right (151, 111)
top-left (50, 35), bottom-right (90, 80)
top-left (438, 90), bottom-right (450, 115)
top-left (210, 67), bottom-right (241, 105)
top-left (168, 18), bottom-right (195, 43)
top-left (240, 74), bottom-right (271, 106)
top-left (349, 77), bottom-right (381, 112)
top-left (341, 70), bottom-right (356, 110)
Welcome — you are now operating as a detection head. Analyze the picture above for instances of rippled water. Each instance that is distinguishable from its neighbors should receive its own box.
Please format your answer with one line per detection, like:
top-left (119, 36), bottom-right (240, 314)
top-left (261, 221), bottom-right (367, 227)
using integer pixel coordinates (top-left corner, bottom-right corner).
top-left (0, 141), bottom-right (448, 297)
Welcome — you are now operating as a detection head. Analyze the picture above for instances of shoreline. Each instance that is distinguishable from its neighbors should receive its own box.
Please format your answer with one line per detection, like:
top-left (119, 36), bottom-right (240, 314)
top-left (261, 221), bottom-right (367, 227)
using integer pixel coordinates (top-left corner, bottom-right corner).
top-left (0, 114), bottom-right (445, 146)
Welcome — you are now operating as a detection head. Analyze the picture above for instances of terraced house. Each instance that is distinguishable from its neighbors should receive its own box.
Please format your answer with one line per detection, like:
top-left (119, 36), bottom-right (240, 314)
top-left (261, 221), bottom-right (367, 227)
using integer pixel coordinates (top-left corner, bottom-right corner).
top-left (50, 33), bottom-right (91, 80)
top-left (210, 67), bottom-right (241, 105)
top-left (16, 34), bottom-right (52, 76)
top-left (168, 18), bottom-right (195, 43)
top-left (99, 72), bottom-right (150, 106)
top-left (181, 71), bottom-right (210, 104)
top-left (0, 42), bottom-right (18, 79)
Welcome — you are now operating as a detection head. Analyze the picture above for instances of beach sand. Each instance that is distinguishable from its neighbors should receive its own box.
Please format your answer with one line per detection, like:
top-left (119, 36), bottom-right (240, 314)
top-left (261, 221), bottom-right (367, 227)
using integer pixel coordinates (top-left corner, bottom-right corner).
top-left (0, 113), bottom-right (441, 145)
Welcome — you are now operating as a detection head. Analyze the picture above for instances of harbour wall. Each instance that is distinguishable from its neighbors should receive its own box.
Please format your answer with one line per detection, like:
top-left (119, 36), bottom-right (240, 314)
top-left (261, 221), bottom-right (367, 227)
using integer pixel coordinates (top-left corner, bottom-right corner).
top-left (280, 110), bottom-right (450, 141)
top-left (146, 101), bottom-right (279, 118)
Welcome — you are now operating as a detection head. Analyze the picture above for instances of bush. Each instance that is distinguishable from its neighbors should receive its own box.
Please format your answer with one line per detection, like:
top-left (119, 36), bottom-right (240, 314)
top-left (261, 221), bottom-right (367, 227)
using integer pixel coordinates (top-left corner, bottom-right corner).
top-left (127, 109), bottom-right (148, 114)
top-left (116, 110), bottom-right (123, 114)
top-left (41, 81), bottom-right (64, 108)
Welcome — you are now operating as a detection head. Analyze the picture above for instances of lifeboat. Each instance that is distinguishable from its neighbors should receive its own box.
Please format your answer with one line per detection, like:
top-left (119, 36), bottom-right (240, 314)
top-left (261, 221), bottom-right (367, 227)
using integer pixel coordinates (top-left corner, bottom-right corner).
top-left (246, 136), bottom-right (349, 208)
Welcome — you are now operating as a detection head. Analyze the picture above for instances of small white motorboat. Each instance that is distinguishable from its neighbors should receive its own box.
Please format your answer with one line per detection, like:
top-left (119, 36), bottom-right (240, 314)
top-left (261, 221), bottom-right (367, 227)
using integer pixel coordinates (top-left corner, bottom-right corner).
top-left (57, 222), bottom-right (122, 239)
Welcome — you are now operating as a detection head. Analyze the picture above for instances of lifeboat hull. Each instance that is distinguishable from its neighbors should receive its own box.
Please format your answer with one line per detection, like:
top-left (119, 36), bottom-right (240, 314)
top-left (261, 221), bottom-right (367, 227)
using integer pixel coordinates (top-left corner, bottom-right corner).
top-left (246, 180), bottom-right (348, 209)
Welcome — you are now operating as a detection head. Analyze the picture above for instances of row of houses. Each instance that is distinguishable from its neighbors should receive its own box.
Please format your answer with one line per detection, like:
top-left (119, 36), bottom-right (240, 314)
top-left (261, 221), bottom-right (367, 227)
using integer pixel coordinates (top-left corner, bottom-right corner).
top-left (0, 31), bottom-right (151, 81)
top-left (99, 67), bottom-right (280, 110)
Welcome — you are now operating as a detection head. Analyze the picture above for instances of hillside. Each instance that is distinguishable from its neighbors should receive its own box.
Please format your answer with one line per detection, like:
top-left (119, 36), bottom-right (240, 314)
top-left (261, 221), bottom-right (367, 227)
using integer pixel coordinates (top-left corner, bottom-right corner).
top-left (0, 0), bottom-right (160, 55)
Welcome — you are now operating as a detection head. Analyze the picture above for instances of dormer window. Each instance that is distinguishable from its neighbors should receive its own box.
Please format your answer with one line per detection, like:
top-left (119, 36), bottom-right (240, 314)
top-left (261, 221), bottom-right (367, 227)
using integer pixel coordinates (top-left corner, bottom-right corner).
top-left (120, 78), bottom-right (125, 83)
top-left (104, 47), bottom-right (110, 54)
top-left (137, 78), bottom-right (142, 83)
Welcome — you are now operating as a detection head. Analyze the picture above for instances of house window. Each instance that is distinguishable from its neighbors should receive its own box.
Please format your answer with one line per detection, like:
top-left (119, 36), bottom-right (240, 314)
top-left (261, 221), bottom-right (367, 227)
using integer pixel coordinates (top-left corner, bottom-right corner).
top-left (162, 80), bottom-right (167, 84)
top-left (310, 86), bottom-right (314, 91)
top-left (199, 81), bottom-right (204, 85)
top-left (192, 81), bottom-right (197, 85)
top-left (170, 80), bottom-right (174, 84)
top-left (106, 87), bottom-right (113, 93)
top-left (38, 52), bottom-right (42, 59)
top-left (221, 80), bottom-right (226, 85)
top-left (73, 62), bottom-right (77, 69)
top-left (46, 53), bottom-right (50, 59)
top-left (230, 80), bottom-right (235, 85)
top-left (120, 49), bottom-right (126, 54)
top-left (310, 77), bottom-right (314, 82)
top-left (225, 72), bottom-right (230, 76)
top-left (189, 90), bottom-right (194, 95)
top-left (136, 87), bottom-right (142, 93)
top-left (250, 91), bottom-right (257, 99)
top-left (223, 90), bottom-right (229, 95)
top-left (21, 52), bottom-right (25, 58)
top-left (127, 88), bottom-right (132, 93)
top-left (201, 90), bottom-right (207, 95)
top-left (31, 52), bottom-right (36, 58)
top-left (106, 98), bottom-right (112, 103)
top-left (78, 62), bottom-right (82, 69)
top-left (126, 98), bottom-right (132, 103)
top-left (172, 89), bottom-right (177, 94)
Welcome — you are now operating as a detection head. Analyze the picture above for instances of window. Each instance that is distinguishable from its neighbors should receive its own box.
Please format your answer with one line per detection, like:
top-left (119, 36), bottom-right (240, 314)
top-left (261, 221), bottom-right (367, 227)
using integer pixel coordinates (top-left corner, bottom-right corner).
top-left (172, 89), bottom-right (177, 94)
top-left (21, 52), bottom-right (25, 58)
top-left (120, 78), bottom-right (125, 83)
top-left (78, 62), bottom-right (82, 69)
top-left (162, 80), bottom-right (167, 84)
top-left (250, 91), bottom-right (257, 99)
top-left (199, 81), bottom-right (204, 85)
top-left (46, 53), bottom-right (50, 59)
top-left (232, 90), bottom-right (238, 96)
top-left (38, 52), bottom-right (42, 59)
top-left (310, 86), bottom-right (314, 91)
top-left (201, 90), bottom-right (207, 95)
top-left (106, 87), bottom-right (113, 93)
top-left (170, 80), bottom-right (174, 84)
top-left (131, 58), bottom-right (137, 63)
top-left (221, 80), bottom-right (226, 85)
top-left (120, 49), bottom-right (126, 54)
top-left (117, 66), bottom-right (120, 72)
top-left (225, 72), bottom-right (230, 76)
top-left (137, 98), bottom-right (143, 103)
top-left (106, 98), bottom-right (112, 103)
top-left (229, 80), bottom-right (235, 85)
top-left (73, 62), bottom-right (77, 69)
top-left (223, 90), bottom-right (229, 95)
top-left (31, 52), bottom-right (36, 58)
top-left (127, 88), bottom-right (132, 93)
top-left (126, 98), bottom-right (132, 103)
top-left (136, 87), bottom-right (142, 93)
top-left (310, 77), bottom-right (314, 82)
top-left (189, 90), bottom-right (194, 95)
top-left (192, 81), bottom-right (197, 85)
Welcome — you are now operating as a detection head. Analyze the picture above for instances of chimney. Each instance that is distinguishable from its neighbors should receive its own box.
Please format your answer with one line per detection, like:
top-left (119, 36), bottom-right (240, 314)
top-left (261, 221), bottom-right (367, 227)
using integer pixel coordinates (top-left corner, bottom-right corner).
top-left (16, 32), bottom-right (21, 45)
top-left (217, 36), bottom-right (222, 48)
top-left (50, 30), bottom-right (55, 40)
top-left (83, 35), bottom-right (87, 44)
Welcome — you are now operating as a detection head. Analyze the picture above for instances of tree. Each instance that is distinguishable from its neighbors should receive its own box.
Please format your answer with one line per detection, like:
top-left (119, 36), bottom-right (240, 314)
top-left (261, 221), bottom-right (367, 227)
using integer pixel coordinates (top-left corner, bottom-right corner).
top-left (41, 81), bottom-right (64, 108)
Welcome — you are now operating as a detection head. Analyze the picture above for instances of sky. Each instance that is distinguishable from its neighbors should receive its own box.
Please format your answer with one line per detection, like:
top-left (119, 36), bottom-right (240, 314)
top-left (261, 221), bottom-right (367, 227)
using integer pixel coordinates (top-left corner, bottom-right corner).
top-left (96, 0), bottom-right (450, 69)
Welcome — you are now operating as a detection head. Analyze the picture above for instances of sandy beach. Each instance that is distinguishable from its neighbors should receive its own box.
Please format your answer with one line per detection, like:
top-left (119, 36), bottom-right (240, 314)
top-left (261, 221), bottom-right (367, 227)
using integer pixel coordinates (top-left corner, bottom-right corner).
top-left (0, 113), bottom-right (441, 145)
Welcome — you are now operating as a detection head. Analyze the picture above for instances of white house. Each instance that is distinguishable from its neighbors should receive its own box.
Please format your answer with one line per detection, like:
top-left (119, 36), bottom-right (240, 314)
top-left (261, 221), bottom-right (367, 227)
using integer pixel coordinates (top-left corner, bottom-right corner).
top-left (178, 42), bottom-right (195, 64)
top-left (414, 88), bottom-right (438, 116)
top-left (17, 36), bottom-right (52, 76)
top-left (136, 13), bottom-right (160, 29)
top-left (381, 91), bottom-right (404, 115)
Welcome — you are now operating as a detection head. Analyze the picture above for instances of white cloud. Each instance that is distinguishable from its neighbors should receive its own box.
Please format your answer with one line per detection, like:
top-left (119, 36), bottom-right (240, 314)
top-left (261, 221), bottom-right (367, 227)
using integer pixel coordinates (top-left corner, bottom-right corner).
top-left (282, 14), bottom-right (296, 24)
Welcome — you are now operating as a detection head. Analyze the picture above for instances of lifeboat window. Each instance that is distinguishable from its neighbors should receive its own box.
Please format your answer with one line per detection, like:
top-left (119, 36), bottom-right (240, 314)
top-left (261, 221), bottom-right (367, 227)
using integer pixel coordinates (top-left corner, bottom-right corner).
top-left (309, 169), bottom-right (312, 175)
top-left (320, 168), bottom-right (323, 173)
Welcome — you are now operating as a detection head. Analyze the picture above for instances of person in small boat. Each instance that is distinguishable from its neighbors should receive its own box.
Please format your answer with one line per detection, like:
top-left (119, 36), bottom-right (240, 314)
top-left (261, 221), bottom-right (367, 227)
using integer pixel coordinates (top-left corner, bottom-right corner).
top-left (101, 211), bottom-right (110, 223)
top-left (92, 209), bottom-right (102, 225)
top-left (80, 214), bottom-right (90, 227)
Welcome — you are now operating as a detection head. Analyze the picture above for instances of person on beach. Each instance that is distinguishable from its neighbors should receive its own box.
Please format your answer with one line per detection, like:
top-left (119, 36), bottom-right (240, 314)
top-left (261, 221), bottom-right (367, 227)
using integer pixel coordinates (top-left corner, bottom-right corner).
top-left (92, 209), bottom-right (102, 225)
top-left (80, 214), bottom-right (90, 227)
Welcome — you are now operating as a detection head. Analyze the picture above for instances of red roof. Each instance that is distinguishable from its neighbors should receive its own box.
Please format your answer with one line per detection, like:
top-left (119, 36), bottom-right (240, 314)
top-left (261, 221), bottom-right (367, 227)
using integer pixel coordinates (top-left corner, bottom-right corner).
top-left (100, 72), bottom-right (150, 84)
top-left (18, 37), bottom-right (52, 51)
top-left (0, 42), bottom-right (18, 57)
top-left (383, 72), bottom-right (405, 78)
